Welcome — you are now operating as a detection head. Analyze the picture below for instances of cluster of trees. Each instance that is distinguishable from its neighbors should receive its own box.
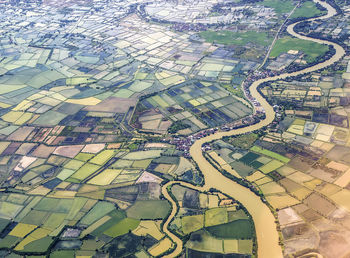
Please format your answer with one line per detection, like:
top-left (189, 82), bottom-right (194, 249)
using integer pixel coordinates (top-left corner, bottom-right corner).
top-left (168, 121), bottom-right (191, 134)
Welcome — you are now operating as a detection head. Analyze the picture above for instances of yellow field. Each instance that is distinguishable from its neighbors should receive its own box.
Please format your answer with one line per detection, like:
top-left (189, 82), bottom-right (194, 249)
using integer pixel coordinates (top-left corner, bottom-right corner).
top-left (15, 112), bottom-right (33, 125)
top-left (88, 169), bottom-right (122, 185)
top-left (330, 189), bottom-right (350, 212)
top-left (66, 97), bottom-right (101, 106)
top-left (48, 190), bottom-right (76, 198)
top-left (71, 163), bottom-right (100, 181)
top-left (246, 171), bottom-right (265, 182)
top-left (266, 194), bottom-right (300, 209)
top-left (223, 239), bottom-right (239, 254)
top-left (9, 223), bottom-right (37, 238)
top-left (205, 208), bottom-right (228, 227)
top-left (148, 238), bottom-right (173, 257)
top-left (255, 176), bottom-right (273, 185)
top-left (13, 100), bottom-right (34, 111)
top-left (209, 151), bottom-right (227, 166)
top-left (133, 220), bottom-right (164, 240)
top-left (277, 166), bottom-right (296, 176)
top-left (288, 171), bottom-right (314, 183)
top-left (0, 142), bottom-right (11, 155)
top-left (2, 111), bottom-right (24, 123)
top-left (89, 150), bottom-right (115, 165)
top-left (293, 118), bottom-right (306, 126)
top-left (189, 99), bottom-right (201, 106)
top-left (327, 161), bottom-right (349, 172)
top-left (290, 187), bottom-right (312, 201)
top-left (287, 124), bottom-right (304, 135)
top-left (159, 75), bottom-right (185, 86)
top-left (27, 185), bottom-right (51, 196)
top-left (334, 168), bottom-right (350, 187)
top-left (317, 183), bottom-right (341, 196)
top-left (15, 228), bottom-right (51, 250)
top-left (260, 160), bottom-right (284, 174)
top-left (303, 178), bottom-right (323, 190)
top-left (259, 182), bottom-right (286, 195)
top-left (181, 215), bottom-right (204, 234)
top-left (81, 216), bottom-right (111, 238)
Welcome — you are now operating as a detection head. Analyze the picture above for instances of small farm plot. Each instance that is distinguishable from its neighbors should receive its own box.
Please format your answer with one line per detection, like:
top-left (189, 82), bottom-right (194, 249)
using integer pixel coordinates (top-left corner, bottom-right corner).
top-left (250, 146), bottom-right (290, 163)
top-left (68, 163), bottom-right (101, 182)
top-left (123, 150), bottom-right (163, 160)
top-left (204, 208), bottom-right (228, 227)
top-left (181, 214), bottom-right (204, 234)
top-left (206, 219), bottom-right (254, 239)
top-left (270, 36), bottom-right (329, 63)
top-left (126, 200), bottom-right (171, 219)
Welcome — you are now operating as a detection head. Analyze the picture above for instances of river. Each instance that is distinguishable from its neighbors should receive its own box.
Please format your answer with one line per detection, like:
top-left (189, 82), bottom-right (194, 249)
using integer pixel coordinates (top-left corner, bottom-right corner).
top-left (162, 1), bottom-right (345, 257)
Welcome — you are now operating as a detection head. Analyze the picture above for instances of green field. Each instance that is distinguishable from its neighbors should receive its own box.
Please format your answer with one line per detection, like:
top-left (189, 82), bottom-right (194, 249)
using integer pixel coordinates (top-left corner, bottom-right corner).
top-left (126, 200), bottom-right (171, 219)
top-left (70, 163), bottom-right (101, 181)
top-left (50, 250), bottom-right (75, 258)
top-left (79, 202), bottom-right (116, 225)
top-left (89, 150), bottom-right (115, 165)
top-left (205, 208), bottom-right (228, 227)
top-left (182, 215), bottom-right (204, 234)
top-left (75, 153), bottom-right (94, 162)
top-left (186, 230), bottom-right (224, 253)
top-left (90, 210), bottom-right (126, 237)
top-left (228, 209), bottom-right (249, 222)
top-left (104, 218), bottom-right (140, 237)
top-left (251, 146), bottom-right (290, 163)
top-left (290, 1), bottom-right (326, 19)
top-left (0, 202), bottom-right (23, 219)
top-left (270, 36), bottom-right (329, 63)
top-left (261, 0), bottom-right (294, 14)
top-left (132, 159), bottom-right (152, 169)
top-left (239, 152), bottom-right (260, 164)
top-left (200, 31), bottom-right (272, 46)
top-left (22, 236), bottom-right (53, 253)
top-left (259, 160), bottom-right (284, 174)
top-left (221, 84), bottom-right (244, 98)
top-left (206, 219), bottom-right (254, 239)
top-left (43, 213), bottom-right (66, 229)
top-left (226, 133), bottom-right (258, 149)
top-left (123, 150), bottom-right (162, 160)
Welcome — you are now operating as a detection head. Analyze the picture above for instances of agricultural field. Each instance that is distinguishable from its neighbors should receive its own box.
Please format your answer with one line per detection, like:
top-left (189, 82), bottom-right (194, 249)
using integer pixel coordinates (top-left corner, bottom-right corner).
top-left (0, 138), bottom-right (205, 256)
top-left (224, 133), bottom-right (259, 149)
top-left (290, 1), bottom-right (326, 19)
top-left (270, 36), bottom-right (329, 63)
top-left (200, 31), bottom-right (272, 47)
top-left (170, 184), bottom-right (255, 256)
top-left (260, 0), bottom-right (294, 14)
top-left (137, 81), bottom-right (252, 134)
top-left (205, 93), bottom-right (350, 255)
top-left (0, 0), bottom-right (349, 256)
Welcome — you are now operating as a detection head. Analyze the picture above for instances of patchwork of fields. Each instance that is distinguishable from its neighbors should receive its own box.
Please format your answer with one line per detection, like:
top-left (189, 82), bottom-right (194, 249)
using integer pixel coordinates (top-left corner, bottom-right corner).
top-left (0, 0), bottom-right (348, 256)
top-left (138, 80), bottom-right (252, 134)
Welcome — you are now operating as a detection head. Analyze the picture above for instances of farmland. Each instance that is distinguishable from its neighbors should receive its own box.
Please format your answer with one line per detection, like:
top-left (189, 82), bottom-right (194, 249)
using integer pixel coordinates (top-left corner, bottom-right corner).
top-left (270, 36), bottom-right (330, 63)
top-left (0, 139), bottom-right (208, 256)
top-left (290, 1), bottom-right (326, 19)
top-left (137, 80), bottom-right (252, 134)
top-left (0, 0), bottom-right (349, 256)
top-left (200, 31), bottom-right (272, 46)
top-left (169, 184), bottom-right (255, 255)
top-left (260, 0), bottom-right (294, 14)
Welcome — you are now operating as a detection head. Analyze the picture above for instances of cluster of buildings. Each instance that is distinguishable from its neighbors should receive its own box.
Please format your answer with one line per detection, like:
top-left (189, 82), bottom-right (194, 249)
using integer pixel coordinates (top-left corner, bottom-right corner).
top-left (143, 0), bottom-right (277, 29)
